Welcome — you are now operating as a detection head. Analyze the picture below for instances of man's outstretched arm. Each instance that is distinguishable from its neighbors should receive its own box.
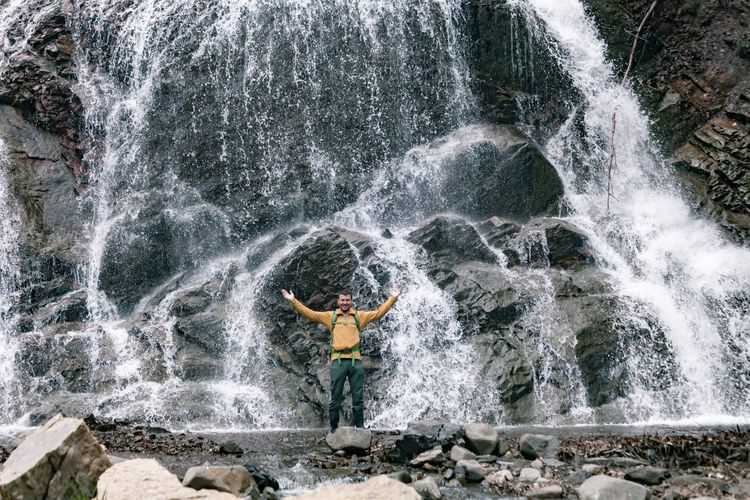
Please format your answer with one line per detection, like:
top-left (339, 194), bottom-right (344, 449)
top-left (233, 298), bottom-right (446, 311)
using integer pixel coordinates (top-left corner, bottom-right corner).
top-left (359, 290), bottom-right (400, 328)
top-left (282, 289), bottom-right (331, 327)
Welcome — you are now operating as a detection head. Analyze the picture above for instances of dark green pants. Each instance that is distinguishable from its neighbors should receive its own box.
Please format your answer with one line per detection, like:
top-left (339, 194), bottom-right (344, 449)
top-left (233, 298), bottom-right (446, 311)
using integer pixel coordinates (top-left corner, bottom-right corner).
top-left (329, 358), bottom-right (365, 431)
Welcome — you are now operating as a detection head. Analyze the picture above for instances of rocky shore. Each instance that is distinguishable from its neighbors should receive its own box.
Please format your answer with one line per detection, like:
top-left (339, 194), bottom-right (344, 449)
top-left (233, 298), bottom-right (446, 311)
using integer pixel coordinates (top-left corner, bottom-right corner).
top-left (1, 415), bottom-right (749, 499)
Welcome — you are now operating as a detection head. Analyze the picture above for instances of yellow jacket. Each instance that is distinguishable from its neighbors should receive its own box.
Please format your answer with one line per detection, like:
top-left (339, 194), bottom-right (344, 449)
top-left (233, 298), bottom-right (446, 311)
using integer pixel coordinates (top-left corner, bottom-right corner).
top-left (290, 296), bottom-right (398, 360)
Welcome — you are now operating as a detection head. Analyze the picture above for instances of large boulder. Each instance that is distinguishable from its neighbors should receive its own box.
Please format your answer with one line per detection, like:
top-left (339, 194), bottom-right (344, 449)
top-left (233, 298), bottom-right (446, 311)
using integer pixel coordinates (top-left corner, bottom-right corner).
top-left (407, 217), bottom-right (527, 332)
top-left (393, 421), bottom-right (463, 463)
top-left (0, 415), bottom-right (111, 500)
top-left (577, 475), bottom-right (649, 500)
top-left (182, 465), bottom-right (255, 495)
top-left (95, 459), bottom-right (237, 500)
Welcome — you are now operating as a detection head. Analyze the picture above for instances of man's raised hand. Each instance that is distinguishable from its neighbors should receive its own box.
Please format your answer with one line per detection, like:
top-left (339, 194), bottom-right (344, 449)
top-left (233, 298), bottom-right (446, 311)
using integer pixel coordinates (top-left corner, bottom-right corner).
top-left (281, 289), bottom-right (295, 301)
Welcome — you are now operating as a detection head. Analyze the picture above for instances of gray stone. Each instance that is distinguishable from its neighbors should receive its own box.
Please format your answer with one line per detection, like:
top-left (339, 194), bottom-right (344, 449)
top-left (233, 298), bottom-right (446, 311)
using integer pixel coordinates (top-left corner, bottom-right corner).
top-left (527, 484), bottom-right (564, 498)
top-left (0, 414), bottom-right (111, 500)
top-left (463, 423), bottom-right (499, 455)
top-left (455, 459), bottom-right (487, 483)
top-left (182, 465), bottom-right (255, 495)
top-left (410, 447), bottom-right (444, 466)
top-left (325, 426), bottom-right (372, 454)
top-left (449, 445), bottom-right (477, 462)
top-left (519, 467), bottom-right (541, 483)
top-left (625, 466), bottom-right (669, 486)
top-left (412, 476), bottom-right (442, 499)
top-left (531, 459), bottom-right (544, 469)
top-left (519, 433), bottom-right (560, 460)
top-left (577, 475), bottom-right (648, 500)
top-left (95, 459), bottom-right (237, 500)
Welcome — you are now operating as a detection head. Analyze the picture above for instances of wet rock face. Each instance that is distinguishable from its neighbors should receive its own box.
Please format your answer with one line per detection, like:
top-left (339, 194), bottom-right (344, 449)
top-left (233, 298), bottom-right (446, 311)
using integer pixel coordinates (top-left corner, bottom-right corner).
top-left (586, 0), bottom-right (750, 240)
top-left (0, 0), bottom-right (82, 147)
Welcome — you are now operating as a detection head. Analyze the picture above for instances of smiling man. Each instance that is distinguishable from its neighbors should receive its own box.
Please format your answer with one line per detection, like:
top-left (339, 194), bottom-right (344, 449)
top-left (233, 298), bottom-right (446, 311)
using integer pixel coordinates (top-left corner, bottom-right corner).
top-left (281, 288), bottom-right (400, 432)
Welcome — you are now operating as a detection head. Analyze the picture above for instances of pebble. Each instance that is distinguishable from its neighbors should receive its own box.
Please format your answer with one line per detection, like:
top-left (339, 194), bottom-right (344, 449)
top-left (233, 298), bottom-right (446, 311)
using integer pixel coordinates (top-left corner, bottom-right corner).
top-left (519, 467), bottom-right (541, 483)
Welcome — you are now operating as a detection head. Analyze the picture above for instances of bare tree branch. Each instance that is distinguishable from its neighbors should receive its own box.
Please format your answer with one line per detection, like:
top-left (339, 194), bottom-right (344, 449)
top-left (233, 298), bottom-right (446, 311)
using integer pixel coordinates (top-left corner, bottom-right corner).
top-left (607, 0), bottom-right (658, 214)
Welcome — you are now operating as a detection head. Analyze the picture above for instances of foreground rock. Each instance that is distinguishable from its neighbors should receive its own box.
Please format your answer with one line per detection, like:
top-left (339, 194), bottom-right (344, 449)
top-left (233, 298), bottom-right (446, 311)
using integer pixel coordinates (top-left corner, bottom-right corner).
top-left (412, 476), bottom-right (442, 499)
top-left (182, 465), bottom-right (255, 495)
top-left (0, 414), bottom-right (111, 500)
top-left (577, 474), bottom-right (649, 500)
top-left (325, 427), bottom-right (372, 454)
top-left (291, 475), bottom-right (420, 499)
top-left (463, 423), bottom-right (499, 455)
top-left (96, 459), bottom-right (237, 500)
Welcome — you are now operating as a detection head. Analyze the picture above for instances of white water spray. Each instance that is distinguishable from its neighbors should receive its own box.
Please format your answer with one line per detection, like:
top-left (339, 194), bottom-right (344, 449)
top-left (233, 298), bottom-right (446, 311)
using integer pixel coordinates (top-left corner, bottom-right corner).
top-left (513, 0), bottom-right (750, 420)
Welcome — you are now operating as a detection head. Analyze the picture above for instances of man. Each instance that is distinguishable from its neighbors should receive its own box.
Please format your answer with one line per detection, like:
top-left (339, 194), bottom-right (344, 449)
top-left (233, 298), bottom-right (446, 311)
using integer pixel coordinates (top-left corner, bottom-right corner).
top-left (281, 288), bottom-right (400, 432)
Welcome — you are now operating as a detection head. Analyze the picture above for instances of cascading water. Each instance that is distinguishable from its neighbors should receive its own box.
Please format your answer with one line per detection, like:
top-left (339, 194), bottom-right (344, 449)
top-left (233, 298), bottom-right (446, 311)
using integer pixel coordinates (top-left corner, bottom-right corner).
top-left (3, 0), bottom-right (749, 432)
top-left (0, 139), bottom-right (23, 423)
top-left (511, 0), bottom-right (750, 422)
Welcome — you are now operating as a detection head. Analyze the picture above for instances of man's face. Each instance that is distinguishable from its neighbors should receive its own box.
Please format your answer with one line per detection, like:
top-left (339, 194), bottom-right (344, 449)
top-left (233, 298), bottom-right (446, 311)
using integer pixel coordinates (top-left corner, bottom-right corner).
top-left (337, 294), bottom-right (352, 312)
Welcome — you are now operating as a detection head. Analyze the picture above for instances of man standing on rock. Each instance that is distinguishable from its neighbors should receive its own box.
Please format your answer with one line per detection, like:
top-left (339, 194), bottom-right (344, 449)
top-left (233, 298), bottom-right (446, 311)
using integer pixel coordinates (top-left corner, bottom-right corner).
top-left (281, 288), bottom-right (400, 433)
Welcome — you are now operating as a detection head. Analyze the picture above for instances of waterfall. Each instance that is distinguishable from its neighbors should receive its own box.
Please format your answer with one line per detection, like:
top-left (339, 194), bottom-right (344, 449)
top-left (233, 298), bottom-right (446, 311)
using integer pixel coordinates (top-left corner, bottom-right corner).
top-left (2, 0), bottom-right (748, 430)
top-left (511, 0), bottom-right (750, 421)
top-left (0, 139), bottom-right (23, 423)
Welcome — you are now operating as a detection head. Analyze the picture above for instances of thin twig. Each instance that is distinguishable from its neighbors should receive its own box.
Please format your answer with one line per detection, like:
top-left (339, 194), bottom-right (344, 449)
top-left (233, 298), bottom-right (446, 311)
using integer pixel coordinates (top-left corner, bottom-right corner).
top-left (622, 0), bottom-right (658, 84)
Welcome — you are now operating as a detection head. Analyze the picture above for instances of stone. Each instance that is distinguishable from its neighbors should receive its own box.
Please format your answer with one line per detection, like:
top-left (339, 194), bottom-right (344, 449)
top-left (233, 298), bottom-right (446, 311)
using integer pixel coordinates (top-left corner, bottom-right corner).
top-left (182, 465), bottom-right (254, 495)
top-left (443, 469), bottom-right (454, 481)
top-left (577, 475), bottom-right (649, 500)
top-left (325, 427), bottom-right (372, 454)
top-left (527, 484), bottom-right (564, 498)
top-left (519, 467), bottom-right (541, 483)
top-left (219, 440), bottom-right (244, 455)
top-left (519, 433), bottom-right (560, 460)
top-left (292, 475), bottom-right (420, 500)
top-left (449, 445), bottom-right (477, 462)
top-left (95, 459), bottom-right (237, 500)
top-left (531, 459), bottom-right (544, 469)
top-left (388, 471), bottom-right (413, 484)
top-left (581, 464), bottom-right (604, 474)
top-left (412, 476), bottom-right (442, 499)
top-left (410, 447), bottom-right (444, 466)
top-left (463, 423), bottom-right (499, 455)
top-left (243, 463), bottom-right (280, 491)
top-left (455, 459), bottom-right (487, 483)
top-left (483, 469), bottom-right (513, 489)
top-left (0, 414), bottom-right (111, 500)
top-left (393, 421), bottom-right (460, 463)
top-left (625, 466), bottom-right (669, 486)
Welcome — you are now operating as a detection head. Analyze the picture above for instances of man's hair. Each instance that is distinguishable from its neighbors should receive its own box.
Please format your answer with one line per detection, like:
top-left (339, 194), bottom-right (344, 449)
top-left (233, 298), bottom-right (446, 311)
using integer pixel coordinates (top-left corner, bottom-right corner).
top-left (338, 290), bottom-right (353, 298)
